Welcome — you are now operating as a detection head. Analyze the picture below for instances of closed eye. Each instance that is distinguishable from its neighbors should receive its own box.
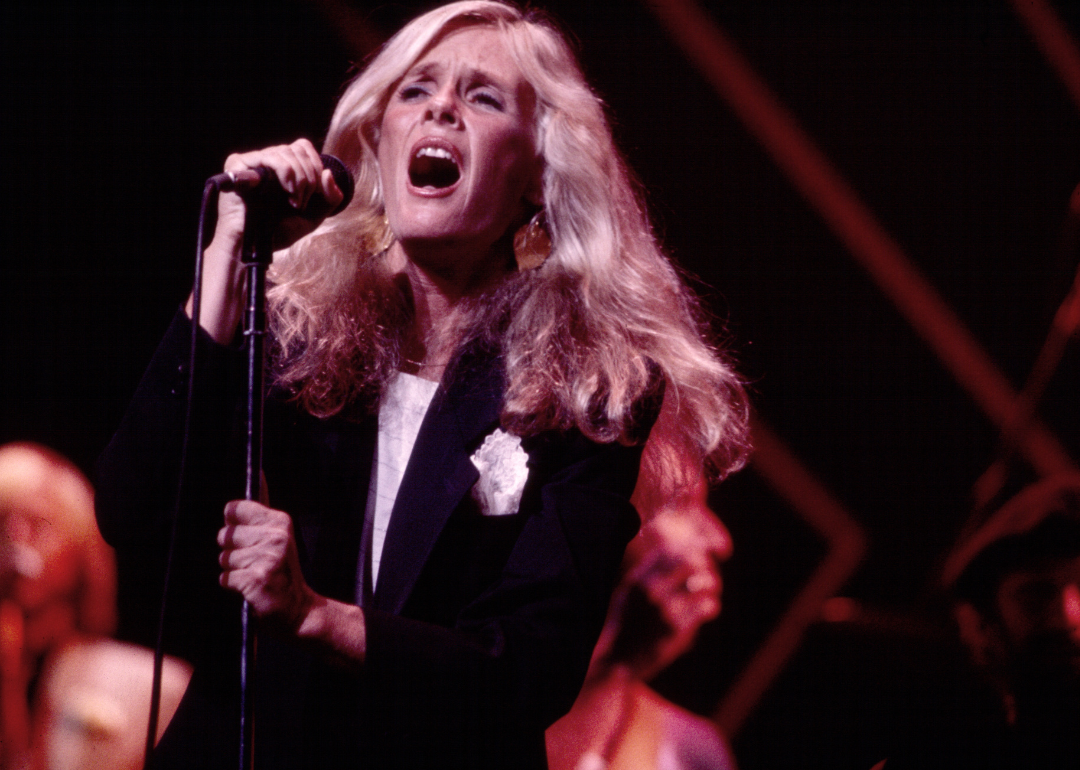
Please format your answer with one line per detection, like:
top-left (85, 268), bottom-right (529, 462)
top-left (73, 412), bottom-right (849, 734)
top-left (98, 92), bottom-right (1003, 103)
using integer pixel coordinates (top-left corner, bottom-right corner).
top-left (398, 82), bottom-right (431, 101)
top-left (471, 90), bottom-right (505, 110)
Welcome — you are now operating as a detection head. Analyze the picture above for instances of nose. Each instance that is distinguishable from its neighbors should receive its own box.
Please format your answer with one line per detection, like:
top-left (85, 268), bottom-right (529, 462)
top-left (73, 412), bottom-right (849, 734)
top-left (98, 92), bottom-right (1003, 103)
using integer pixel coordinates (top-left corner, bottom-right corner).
top-left (425, 87), bottom-right (460, 127)
top-left (705, 515), bottom-right (734, 564)
top-left (682, 512), bottom-right (730, 599)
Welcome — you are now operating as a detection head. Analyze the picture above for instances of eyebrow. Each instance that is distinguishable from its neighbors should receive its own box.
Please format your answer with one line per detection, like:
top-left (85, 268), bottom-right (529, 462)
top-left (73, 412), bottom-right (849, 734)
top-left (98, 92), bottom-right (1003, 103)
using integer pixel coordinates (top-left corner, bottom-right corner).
top-left (404, 61), bottom-right (511, 93)
top-left (404, 62), bottom-right (440, 80)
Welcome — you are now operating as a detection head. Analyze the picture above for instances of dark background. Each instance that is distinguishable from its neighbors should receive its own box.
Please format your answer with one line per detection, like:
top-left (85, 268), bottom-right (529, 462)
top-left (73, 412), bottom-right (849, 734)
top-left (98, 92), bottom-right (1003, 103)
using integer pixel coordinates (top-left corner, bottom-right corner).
top-left (3, 1), bottom-right (1079, 767)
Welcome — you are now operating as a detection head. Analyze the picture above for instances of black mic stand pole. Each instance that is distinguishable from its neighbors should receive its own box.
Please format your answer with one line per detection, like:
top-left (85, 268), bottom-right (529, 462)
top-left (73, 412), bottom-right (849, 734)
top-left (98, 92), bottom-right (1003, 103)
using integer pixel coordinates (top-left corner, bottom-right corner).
top-left (238, 201), bottom-right (273, 770)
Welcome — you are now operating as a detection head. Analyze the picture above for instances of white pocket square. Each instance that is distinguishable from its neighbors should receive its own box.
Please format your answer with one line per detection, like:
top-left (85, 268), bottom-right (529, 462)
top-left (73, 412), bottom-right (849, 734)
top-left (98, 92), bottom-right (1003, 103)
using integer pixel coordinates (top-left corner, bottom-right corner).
top-left (469, 429), bottom-right (529, 516)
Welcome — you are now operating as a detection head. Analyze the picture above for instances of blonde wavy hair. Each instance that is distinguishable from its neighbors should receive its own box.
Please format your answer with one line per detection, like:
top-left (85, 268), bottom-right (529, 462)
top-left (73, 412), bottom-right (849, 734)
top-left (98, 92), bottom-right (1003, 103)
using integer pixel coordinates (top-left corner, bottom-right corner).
top-left (267, 0), bottom-right (750, 478)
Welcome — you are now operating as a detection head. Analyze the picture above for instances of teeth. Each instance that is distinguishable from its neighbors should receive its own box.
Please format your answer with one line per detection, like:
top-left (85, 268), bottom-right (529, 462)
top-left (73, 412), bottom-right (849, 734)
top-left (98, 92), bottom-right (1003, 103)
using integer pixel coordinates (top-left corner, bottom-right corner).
top-left (415, 146), bottom-right (455, 162)
top-left (409, 144), bottom-right (461, 189)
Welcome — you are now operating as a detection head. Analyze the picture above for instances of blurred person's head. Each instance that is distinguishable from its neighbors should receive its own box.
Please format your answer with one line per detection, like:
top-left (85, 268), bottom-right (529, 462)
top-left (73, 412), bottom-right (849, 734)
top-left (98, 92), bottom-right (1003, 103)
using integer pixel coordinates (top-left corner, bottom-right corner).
top-left (0, 443), bottom-right (115, 661)
top-left (944, 474), bottom-right (1080, 725)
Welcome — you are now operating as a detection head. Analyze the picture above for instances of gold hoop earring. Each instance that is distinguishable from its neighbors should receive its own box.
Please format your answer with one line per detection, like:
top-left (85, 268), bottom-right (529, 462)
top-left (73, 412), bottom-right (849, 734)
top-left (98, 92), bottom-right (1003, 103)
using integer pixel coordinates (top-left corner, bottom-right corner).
top-left (513, 209), bottom-right (551, 271)
top-left (373, 211), bottom-right (395, 254)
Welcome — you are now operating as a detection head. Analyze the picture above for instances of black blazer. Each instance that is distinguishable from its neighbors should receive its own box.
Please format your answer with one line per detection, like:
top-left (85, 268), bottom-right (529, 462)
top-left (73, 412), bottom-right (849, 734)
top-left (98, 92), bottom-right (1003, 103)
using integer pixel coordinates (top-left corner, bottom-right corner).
top-left (96, 311), bottom-right (650, 770)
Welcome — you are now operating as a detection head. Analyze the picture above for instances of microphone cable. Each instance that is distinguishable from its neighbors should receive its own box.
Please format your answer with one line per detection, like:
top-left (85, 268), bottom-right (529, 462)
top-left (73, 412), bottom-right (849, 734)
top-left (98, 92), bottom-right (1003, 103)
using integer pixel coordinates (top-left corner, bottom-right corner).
top-left (139, 156), bottom-right (352, 768)
top-left (142, 174), bottom-right (217, 769)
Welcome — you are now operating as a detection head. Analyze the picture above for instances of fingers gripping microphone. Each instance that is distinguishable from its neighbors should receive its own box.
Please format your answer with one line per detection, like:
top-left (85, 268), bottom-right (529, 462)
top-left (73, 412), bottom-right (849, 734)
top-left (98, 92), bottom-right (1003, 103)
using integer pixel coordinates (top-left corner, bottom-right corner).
top-left (211, 154), bottom-right (355, 222)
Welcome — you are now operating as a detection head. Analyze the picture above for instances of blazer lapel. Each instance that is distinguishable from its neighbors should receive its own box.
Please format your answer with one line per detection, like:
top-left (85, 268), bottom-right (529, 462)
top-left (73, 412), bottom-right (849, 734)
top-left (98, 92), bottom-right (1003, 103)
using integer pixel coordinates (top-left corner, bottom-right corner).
top-left (373, 353), bottom-right (504, 614)
top-left (305, 414), bottom-right (376, 604)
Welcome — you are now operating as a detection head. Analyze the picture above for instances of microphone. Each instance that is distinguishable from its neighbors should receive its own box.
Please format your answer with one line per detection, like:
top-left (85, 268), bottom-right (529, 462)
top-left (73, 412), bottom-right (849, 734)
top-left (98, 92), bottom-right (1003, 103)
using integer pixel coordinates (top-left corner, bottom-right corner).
top-left (210, 154), bottom-right (355, 222)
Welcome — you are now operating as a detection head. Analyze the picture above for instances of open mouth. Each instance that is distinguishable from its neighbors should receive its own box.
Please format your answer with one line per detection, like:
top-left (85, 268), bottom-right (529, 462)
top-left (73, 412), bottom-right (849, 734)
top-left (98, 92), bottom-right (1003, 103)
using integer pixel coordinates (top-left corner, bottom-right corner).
top-left (409, 145), bottom-right (461, 189)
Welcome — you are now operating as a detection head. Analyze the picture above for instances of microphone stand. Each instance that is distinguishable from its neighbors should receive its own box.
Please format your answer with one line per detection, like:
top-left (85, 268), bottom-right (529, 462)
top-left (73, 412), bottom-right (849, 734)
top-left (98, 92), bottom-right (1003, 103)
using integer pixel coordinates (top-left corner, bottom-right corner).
top-left (138, 158), bottom-right (351, 770)
top-left (238, 202), bottom-right (273, 770)
top-left (213, 155), bottom-right (351, 770)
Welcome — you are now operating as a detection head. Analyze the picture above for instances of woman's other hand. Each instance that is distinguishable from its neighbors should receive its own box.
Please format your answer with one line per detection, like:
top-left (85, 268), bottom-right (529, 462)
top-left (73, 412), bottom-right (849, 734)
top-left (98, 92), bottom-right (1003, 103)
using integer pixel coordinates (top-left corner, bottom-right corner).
top-left (218, 499), bottom-right (314, 634)
top-left (217, 499), bottom-right (368, 667)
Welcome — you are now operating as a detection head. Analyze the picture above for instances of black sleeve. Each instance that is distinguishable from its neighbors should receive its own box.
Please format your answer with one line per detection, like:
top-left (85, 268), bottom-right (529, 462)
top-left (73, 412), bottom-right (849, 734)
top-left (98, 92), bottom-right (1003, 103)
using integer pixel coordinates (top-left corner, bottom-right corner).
top-left (95, 309), bottom-right (247, 655)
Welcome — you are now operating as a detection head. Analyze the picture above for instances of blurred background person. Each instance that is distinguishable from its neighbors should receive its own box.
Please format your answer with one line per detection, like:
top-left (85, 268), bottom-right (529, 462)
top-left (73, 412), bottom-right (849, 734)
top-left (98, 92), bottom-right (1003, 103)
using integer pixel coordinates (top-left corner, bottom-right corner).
top-left (874, 473), bottom-right (1080, 770)
top-left (29, 637), bottom-right (191, 770)
top-left (547, 407), bottom-right (738, 770)
top-left (1, 443), bottom-right (190, 770)
top-left (941, 473), bottom-right (1080, 769)
top-left (0, 442), bottom-right (116, 769)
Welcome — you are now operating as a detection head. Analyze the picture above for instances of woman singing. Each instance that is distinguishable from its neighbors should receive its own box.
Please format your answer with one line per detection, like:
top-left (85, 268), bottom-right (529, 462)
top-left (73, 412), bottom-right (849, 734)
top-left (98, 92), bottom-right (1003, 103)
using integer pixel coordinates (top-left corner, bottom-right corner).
top-left (96, 2), bottom-right (750, 768)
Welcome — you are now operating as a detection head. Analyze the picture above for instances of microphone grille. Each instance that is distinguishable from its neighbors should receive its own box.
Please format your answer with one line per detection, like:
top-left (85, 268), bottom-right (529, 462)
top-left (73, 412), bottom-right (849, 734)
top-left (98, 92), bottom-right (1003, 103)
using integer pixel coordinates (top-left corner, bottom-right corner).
top-left (319, 154), bottom-right (355, 215)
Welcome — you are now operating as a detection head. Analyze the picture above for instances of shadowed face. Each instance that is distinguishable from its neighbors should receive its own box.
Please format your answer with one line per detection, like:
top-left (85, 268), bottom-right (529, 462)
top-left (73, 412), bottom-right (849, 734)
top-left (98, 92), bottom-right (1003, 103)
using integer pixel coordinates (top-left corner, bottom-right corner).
top-left (378, 24), bottom-right (541, 277)
top-left (995, 554), bottom-right (1080, 682)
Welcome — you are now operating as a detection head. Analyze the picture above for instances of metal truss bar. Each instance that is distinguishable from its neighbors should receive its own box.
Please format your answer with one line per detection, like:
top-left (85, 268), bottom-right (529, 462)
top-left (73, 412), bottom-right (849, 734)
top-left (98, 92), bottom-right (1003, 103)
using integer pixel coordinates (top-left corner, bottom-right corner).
top-left (1010, 0), bottom-right (1080, 114)
top-left (642, 0), bottom-right (1076, 478)
top-left (715, 418), bottom-right (868, 736)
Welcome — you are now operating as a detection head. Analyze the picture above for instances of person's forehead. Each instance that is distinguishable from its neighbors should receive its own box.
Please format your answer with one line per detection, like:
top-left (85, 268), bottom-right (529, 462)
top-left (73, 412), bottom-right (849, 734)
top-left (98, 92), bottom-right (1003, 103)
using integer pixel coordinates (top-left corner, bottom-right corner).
top-left (2, 498), bottom-right (56, 523)
top-left (412, 26), bottom-right (519, 77)
top-left (651, 508), bottom-right (725, 550)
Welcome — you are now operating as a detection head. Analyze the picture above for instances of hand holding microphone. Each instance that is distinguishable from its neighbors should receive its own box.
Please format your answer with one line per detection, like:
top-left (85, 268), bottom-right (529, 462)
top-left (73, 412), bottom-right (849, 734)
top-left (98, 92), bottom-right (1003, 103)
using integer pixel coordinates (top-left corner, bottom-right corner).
top-left (192, 139), bottom-right (355, 345)
top-left (210, 139), bottom-right (353, 251)
top-left (212, 143), bottom-right (355, 224)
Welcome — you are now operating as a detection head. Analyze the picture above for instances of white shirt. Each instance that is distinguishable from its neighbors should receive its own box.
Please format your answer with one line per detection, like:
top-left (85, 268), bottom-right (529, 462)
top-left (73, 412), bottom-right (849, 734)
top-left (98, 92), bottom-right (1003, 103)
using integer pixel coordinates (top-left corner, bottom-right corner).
top-left (368, 371), bottom-right (440, 587)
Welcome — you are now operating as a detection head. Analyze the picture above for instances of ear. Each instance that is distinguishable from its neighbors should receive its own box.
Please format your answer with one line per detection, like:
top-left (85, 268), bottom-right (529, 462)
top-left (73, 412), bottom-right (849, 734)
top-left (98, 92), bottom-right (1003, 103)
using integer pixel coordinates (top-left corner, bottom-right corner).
top-left (954, 601), bottom-right (999, 668)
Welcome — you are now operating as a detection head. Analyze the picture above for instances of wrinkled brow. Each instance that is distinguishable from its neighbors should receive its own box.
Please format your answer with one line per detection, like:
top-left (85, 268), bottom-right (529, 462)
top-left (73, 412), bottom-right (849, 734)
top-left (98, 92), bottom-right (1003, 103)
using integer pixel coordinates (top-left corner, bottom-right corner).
top-left (404, 61), bottom-right (513, 94)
